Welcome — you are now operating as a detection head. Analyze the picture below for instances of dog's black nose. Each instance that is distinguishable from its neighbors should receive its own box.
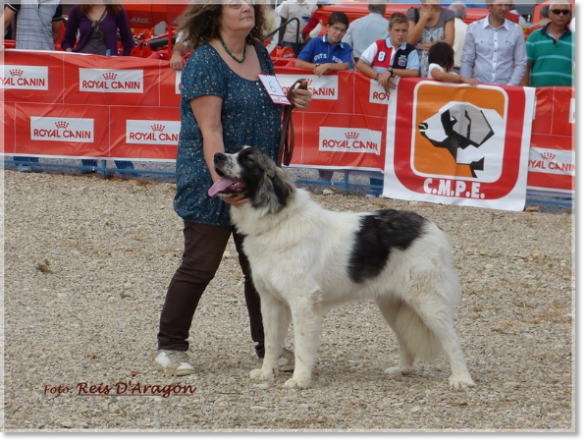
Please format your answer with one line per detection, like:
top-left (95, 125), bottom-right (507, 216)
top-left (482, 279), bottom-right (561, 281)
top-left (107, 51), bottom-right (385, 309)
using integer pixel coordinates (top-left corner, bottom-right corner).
top-left (214, 152), bottom-right (227, 162)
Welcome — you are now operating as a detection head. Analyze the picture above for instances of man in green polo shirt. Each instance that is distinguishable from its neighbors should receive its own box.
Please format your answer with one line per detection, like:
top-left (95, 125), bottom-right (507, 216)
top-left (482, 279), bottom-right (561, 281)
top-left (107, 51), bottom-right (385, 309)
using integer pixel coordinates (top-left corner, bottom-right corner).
top-left (521, 0), bottom-right (574, 87)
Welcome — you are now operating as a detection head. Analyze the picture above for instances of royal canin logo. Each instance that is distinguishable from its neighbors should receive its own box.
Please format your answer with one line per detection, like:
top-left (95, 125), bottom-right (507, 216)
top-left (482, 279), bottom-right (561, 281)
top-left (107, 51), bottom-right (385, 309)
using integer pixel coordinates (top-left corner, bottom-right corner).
top-left (319, 127), bottom-right (382, 155)
top-left (127, 120), bottom-right (180, 145)
top-left (540, 152), bottom-right (556, 160)
top-left (79, 69), bottom-right (144, 93)
top-left (30, 117), bottom-right (94, 142)
top-left (1, 66), bottom-right (48, 90)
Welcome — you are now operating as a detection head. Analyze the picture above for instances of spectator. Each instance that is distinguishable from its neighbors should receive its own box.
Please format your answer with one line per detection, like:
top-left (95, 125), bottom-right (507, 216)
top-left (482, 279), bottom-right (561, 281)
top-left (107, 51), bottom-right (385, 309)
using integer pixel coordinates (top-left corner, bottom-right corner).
top-left (61, 1), bottom-right (135, 173)
top-left (342, 0), bottom-right (388, 62)
top-left (427, 41), bottom-right (478, 86)
top-left (261, 3), bottom-right (277, 37)
top-left (278, 0), bottom-right (318, 56)
top-left (526, 5), bottom-right (551, 35)
top-left (448, 1), bottom-right (468, 74)
top-left (296, 10), bottom-right (353, 183)
top-left (521, 0), bottom-right (574, 87)
top-left (301, 0), bottom-right (330, 44)
top-left (356, 12), bottom-right (419, 196)
top-left (3, 0), bottom-right (63, 172)
top-left (153, 1), bottom-right (311, 376)
top-left (356, 12), bottom-right (419, 93)
top-left (406, 0), bottom-right (455, 78)
top-left (460, 0), bottom-right (527, 86)
top-left (169, 31), bottom-right (189, 72)
top-left (295, 12), bottom-right (353, 76)
top-left (509, 4), bottom-right (529, 29)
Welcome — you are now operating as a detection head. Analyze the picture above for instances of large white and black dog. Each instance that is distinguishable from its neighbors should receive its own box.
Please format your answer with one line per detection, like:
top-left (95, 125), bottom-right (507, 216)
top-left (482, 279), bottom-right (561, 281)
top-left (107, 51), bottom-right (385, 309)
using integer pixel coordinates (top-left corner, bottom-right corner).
top-left (210, 147), bottom-right (475, 390)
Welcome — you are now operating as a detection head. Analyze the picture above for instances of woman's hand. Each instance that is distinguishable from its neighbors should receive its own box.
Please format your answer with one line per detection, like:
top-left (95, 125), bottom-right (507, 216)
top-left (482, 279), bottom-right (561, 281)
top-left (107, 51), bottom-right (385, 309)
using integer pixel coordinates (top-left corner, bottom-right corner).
top-left (289, 87), bottom-right (312, 110)
top-left (221, 193), bottom-right (248, 207)
top-left (463, 76), bottom-right (479, 87)
top-left (419, 5), bottom-right (434, 22)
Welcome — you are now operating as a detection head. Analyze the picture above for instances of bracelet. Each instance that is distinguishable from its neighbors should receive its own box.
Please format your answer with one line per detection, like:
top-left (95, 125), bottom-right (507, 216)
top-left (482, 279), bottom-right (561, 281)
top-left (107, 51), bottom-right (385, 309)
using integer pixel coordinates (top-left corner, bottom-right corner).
top-left (375, 73), bottom-right (379, 81)
top-left (458, 75), bottom-right (463, 83)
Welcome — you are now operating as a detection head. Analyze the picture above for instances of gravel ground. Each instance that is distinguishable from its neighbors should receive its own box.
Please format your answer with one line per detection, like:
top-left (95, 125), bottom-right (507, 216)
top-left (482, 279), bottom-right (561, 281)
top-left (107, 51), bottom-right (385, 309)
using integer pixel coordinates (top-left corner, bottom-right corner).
top-left (1, 166), bottom-right (576, 432)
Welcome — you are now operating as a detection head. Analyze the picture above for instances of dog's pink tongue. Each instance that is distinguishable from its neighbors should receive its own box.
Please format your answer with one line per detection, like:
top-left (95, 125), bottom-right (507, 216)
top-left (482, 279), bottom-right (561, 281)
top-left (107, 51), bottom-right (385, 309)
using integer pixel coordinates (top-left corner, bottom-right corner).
top-left (208, 177), bottom-right (237, 197)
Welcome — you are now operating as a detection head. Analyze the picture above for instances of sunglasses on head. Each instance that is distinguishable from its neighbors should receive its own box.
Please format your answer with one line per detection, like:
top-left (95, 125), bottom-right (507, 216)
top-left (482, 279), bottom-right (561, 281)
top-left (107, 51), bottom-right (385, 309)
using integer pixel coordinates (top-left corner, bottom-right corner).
top-left (550, 9), bottom-right (571, 15)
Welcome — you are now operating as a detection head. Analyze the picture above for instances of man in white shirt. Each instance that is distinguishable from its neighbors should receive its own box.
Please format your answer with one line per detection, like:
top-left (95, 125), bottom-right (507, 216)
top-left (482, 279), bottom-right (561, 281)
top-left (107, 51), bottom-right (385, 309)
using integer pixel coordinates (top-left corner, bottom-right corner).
top-left (342, 0), bottom-right (388, 61)
top-left (448, 1), bottom-right (468, 73)
top-left (460, 0), bottom-right (527, 86)
top-left (278, 0), bottom-right (318, 56)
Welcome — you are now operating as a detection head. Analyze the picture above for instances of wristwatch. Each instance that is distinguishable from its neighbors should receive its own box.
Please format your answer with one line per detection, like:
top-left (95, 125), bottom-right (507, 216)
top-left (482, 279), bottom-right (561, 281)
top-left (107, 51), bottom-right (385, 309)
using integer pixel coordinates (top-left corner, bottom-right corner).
top-left (388, 67), bottom-right (395, 78)
top-left (315, 63), bottom-right (321, 67)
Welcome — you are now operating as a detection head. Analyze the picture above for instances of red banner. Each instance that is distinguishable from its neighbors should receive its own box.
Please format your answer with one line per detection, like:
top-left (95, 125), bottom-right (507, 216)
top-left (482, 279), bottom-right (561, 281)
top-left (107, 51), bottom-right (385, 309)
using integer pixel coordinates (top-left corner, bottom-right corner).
top-left (384, 79), bottom-right (535, 211)
top-left (526, 87), bottom-right (575, 195)
top-left (1, 49), bottom-right (575, 202)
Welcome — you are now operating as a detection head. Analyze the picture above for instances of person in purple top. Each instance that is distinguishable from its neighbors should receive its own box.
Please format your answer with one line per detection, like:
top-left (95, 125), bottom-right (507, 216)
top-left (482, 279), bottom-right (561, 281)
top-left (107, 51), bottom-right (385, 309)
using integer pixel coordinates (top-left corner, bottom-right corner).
top-left (61, 1), bottom-right (135, 172)
top-left (61, 1), bottom-right (134, 56)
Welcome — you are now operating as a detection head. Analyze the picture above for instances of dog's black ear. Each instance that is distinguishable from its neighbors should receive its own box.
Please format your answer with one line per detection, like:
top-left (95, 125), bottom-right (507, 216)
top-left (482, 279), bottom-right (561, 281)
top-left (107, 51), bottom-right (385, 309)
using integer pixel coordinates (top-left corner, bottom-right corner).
top-left (252, 167), bottom-right (296, 215)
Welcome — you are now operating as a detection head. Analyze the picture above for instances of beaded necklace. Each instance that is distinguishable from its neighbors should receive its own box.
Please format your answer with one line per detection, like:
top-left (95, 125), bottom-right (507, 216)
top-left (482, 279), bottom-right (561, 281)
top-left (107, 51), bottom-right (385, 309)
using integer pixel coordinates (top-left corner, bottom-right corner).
top-left (219, 36), bottom-right (246, 64)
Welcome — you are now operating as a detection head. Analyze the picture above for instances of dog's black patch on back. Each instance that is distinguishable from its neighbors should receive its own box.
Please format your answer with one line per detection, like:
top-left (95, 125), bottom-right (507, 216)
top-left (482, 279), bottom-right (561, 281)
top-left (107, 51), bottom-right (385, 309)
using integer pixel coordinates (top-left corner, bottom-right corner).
top-left (348, 209), bottom-right (426, 283)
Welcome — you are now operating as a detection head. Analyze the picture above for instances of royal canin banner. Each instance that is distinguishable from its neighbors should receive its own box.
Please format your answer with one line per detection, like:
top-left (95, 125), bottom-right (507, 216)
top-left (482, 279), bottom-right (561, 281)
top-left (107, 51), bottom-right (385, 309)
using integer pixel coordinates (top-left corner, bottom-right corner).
top-left (1, 50), bottom-right (574, 207)
top-left (526, 87), bottom-right (575, 195)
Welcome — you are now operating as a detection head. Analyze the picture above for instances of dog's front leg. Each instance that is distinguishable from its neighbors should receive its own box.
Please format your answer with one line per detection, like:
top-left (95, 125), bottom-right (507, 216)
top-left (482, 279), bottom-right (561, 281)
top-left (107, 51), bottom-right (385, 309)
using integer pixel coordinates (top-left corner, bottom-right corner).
top-left (283, 291), bottom-right (323, 389)
top-left (250, 293), bottom-right (290, 382)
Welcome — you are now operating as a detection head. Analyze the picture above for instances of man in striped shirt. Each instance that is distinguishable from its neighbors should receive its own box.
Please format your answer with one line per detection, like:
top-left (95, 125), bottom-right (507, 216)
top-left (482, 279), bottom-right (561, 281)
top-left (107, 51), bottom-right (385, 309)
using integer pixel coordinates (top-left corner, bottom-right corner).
top-left (521, 0), bottom-right (574, 87)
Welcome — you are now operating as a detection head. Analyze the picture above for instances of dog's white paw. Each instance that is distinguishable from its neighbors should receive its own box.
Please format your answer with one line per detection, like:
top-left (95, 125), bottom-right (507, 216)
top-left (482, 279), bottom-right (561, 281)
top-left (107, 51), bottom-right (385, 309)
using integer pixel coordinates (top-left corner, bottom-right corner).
top-left (250, 368), bottom-right (274, 381)
top-left (449, 374), bottom-right (475, 389)
top-left (283, 376), bottom-right (311, 389)
top-left (384, 366), bottom-right (414, 377)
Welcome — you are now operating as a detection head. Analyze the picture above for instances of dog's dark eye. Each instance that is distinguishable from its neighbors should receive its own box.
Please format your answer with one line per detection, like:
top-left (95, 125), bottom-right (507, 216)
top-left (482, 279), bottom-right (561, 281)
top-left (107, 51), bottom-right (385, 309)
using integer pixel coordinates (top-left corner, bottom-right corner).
top-left (242, 155), bottom-right (253, 164)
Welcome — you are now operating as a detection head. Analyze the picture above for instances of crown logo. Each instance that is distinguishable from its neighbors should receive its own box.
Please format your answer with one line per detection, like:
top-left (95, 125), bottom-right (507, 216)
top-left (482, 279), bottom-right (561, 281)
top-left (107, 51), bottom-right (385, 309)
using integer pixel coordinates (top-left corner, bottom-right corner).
top-left (345, 131), bottom-right (359, 140)
top-left (151, 124), bottom-right (165, 132)
top-left (55, 121), bottom-right (69, 129)
top-left (540, 152), bottom-right (556, 160)
top-left (103, 72), bottom-right (117, 80)
top-left (10, 69), bottom-right (23, 77)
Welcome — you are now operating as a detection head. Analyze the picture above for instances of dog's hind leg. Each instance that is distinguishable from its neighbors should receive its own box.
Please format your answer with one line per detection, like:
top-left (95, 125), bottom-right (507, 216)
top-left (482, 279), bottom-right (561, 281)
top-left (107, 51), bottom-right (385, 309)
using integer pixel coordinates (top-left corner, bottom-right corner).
top-left (376, 299), bottom-right (416, 377)
top-left (283, 290), bottom-right (323, 389)
top-left (415, 299), bottom-right (475, 389)
top-left (250, 293), bottom-right (291, 382)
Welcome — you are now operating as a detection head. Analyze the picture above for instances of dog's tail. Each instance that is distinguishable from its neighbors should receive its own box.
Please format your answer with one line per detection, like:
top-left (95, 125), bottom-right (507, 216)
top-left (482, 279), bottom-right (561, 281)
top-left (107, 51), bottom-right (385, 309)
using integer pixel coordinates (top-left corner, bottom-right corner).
top-left (393, 302), bottom-right (442, 362)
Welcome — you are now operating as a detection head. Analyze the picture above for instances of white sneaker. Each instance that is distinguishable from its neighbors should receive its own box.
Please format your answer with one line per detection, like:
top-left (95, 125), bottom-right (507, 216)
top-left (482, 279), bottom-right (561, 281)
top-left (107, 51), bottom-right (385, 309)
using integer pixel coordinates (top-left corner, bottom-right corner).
top-left (153, 350), bottom-right (196, 376)
top-left (257, 348), bottom-right (295, 372)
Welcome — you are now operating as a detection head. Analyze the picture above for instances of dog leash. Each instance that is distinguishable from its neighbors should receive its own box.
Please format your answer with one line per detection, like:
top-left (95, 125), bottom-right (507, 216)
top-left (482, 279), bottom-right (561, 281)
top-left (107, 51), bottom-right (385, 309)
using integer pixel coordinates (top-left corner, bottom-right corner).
top-left (278, 79), bottom-right (308, 167)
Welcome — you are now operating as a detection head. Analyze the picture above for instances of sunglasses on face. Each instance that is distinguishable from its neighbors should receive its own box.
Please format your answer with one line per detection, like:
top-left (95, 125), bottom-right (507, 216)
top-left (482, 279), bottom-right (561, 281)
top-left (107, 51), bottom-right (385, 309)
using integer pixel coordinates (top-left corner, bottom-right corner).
top-left (550, 9), bottom-right (571, 15)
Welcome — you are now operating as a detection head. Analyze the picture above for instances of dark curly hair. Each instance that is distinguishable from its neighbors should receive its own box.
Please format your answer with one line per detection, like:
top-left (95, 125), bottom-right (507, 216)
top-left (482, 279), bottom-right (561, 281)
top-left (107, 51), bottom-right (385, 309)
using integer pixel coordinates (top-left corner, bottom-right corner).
top-left (428, 42), bottom-right (455, 72)
top-left (177, 1), bottom-right (266, 50)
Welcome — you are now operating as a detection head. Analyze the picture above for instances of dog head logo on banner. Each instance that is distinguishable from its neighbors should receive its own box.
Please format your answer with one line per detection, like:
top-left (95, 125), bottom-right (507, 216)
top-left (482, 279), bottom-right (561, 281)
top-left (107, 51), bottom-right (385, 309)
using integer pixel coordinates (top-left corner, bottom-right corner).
top-left (384, 79), bottom-right (534, 211)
